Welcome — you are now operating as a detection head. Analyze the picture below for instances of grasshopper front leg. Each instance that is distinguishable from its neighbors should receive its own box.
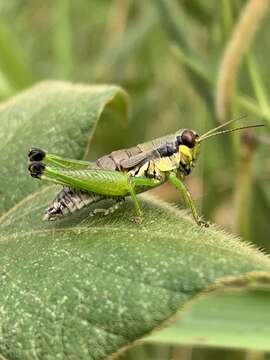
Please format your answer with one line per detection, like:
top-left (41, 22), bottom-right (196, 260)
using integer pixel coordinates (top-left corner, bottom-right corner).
top-left (167, 171), bottom-right (209, 227)
top-left (127, 177), bottom-right (143, 224)
top-left (28, 161), bottom-right (161, 223)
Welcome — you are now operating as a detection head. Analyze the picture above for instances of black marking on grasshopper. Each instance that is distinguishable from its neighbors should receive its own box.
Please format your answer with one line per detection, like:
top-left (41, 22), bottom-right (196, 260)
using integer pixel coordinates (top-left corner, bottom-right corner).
top-left (180, 163), bottom-right (191, 176)
top-left (28, 147), bottom-right (46, 162)
top-left (119, 142), bottom-right (178, 170)
top-left (28, 161), bottom-right (45, 179)
top-left (157, 141), bottom-right (178, 157)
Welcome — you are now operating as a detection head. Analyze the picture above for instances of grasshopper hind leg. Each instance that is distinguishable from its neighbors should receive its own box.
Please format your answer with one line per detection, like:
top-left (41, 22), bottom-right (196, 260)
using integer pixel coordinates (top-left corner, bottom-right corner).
top-left (27, 159), bottom-right (104, 221)
top-left (28, 147), bottom-right (91, 169)
top-left (28, 161), bottom-right (127, 221)
top-left (28, 153), bottom-right (162, 224)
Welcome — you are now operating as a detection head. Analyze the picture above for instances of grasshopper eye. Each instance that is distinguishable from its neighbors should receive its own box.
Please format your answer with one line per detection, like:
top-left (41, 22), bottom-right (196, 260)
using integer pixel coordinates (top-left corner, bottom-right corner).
top-left (180, 130), bottom-right (197, 148)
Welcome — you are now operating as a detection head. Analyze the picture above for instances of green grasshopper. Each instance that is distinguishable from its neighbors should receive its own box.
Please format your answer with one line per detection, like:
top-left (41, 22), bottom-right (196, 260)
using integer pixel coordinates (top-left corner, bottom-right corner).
top-left (28, 117), bottom-right (263, 226)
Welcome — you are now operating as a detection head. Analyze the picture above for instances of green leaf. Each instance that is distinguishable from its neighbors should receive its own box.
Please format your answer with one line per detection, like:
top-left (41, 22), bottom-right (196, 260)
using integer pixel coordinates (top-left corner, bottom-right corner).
top-left (0, 81), bottom-right (128, 214)
top-left (1, 190), bottom-right (270, 359)
top-left (1, 83), bottom-right (270, 359)
top-left (146, 276), bottom-right (270, 351)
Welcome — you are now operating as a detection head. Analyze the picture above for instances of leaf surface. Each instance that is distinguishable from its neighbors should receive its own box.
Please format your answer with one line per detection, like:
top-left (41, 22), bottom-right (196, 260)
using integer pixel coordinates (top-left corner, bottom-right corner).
top-left (1, 190), bottom-right (270, 359)
top-left (146, 277), bottom-right (270, 351)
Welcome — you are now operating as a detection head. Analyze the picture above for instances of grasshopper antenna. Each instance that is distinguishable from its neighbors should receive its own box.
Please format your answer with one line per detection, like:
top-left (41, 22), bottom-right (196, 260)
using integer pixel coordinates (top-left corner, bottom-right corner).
top-left (198, 124), bottom-right (265, 142)
top-left (198, 114), bottom-right (248, 142)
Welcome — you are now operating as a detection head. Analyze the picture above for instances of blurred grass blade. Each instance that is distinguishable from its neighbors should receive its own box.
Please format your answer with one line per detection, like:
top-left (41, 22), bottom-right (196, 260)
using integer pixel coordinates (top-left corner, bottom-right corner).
top-left (102, 0), bottom-right (131, 50)
top-left (95, 5), bottom-right (158, 80)
top-left (146, 280), bottom-right (270, 351)
top-left (153, 0), bottom-right (214, 115)
top-left (154, 0), bottom-right (188, 51)
top-left (180, 0), bottom-right (212, 26)
top-left (171, 45), bottom-right (214, 112)
top-left (215, 0), bottom-right (269, 123)
top-left (0, 19), bottom-right (33, 90)
top-left (51, 0), bottom-right (73, 79)
top-left (221, 0), bottom-right (234, 40)
top-left (246, 53), bottom-right (270, 125)
top-left (236, 95), bottom-right (270, 124)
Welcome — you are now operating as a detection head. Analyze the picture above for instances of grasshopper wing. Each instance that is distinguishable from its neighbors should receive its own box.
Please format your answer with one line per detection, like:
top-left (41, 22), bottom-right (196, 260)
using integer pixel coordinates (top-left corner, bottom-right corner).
top-left (119, 150), bottom-right (158, 169)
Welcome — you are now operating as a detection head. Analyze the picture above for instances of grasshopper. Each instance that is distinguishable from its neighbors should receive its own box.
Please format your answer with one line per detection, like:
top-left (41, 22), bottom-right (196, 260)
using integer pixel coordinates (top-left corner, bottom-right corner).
top-left (28, 117), bottom-right (263, 226)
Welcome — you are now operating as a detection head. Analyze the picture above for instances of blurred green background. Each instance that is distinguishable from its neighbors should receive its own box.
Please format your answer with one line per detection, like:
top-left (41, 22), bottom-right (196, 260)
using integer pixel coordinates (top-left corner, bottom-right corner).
top-left (0, 0), bottom-right (269, 358)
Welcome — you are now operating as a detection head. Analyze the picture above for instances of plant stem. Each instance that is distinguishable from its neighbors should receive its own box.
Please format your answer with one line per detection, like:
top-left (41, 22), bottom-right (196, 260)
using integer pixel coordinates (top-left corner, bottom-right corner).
top-left (234, 129), bottom-right (258, 239)
top-left (216, 0), bottom-right (269, 238)
top-left (216, 0), bottom-right (269, 123)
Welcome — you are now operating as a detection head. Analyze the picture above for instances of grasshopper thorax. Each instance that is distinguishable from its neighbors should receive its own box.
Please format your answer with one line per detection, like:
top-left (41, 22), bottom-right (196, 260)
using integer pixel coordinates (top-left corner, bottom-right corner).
top-left (176, 129), bottom-right (200, 175)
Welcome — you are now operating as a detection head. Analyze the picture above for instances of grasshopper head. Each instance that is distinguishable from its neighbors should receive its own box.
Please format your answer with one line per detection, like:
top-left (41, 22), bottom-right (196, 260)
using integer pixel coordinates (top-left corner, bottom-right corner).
top-left (176, 129), bottom-right (200, 174)
top-left (175, 117), bottom-right (264, 175)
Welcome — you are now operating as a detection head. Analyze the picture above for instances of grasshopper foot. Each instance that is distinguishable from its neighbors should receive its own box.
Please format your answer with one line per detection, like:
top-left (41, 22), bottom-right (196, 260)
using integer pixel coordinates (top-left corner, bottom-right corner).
top-left (28, 161), bottom-right (46, 179)
top-left (132, 216), bottom-right (143, 225)
top-left (28, 147), bottom-right (46, 162)
top-left (197, 219), bottom-right (209, 227)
